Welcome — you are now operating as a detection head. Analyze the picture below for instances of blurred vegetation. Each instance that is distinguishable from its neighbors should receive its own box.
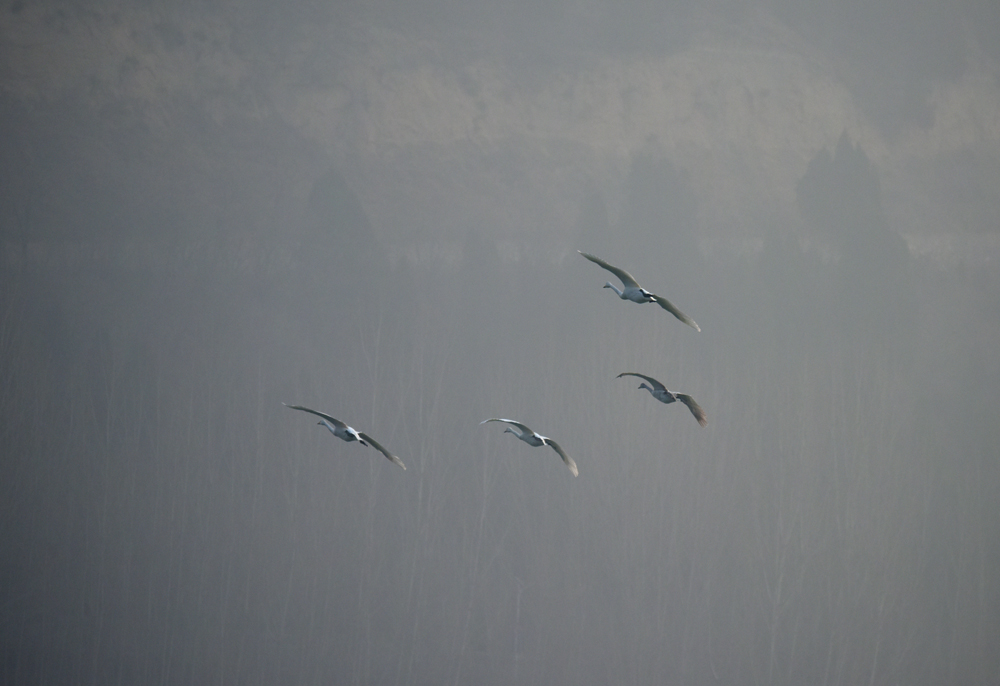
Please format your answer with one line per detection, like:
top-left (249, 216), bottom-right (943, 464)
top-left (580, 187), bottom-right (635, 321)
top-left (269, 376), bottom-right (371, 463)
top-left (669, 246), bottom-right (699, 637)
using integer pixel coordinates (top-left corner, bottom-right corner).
top-left (2, 148), bottom-right (998, 683)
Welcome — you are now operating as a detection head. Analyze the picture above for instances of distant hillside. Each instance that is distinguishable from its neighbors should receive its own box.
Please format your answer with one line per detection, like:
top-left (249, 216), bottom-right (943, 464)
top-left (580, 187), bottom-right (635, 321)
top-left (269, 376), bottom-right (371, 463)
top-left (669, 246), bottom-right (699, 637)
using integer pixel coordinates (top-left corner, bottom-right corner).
top-left (1, 2), bottom-right (997, 267)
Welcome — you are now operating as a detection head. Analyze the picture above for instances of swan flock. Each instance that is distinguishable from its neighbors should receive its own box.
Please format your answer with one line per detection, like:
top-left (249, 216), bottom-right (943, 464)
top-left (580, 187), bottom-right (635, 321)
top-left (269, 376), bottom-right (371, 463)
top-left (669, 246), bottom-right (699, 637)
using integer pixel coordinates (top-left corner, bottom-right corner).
top-left (284, 250), bottom-right (706, 477)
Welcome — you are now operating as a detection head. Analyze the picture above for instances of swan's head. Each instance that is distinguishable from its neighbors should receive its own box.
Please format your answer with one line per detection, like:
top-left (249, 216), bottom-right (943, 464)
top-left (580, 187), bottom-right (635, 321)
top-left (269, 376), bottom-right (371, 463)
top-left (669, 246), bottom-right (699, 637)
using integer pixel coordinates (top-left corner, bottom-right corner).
top-left (638, 383), bottom-right (651, 392)
top-left (503, 427), bottom-right (514, 434)
top-left (603, 281), bottom-right (614, 289)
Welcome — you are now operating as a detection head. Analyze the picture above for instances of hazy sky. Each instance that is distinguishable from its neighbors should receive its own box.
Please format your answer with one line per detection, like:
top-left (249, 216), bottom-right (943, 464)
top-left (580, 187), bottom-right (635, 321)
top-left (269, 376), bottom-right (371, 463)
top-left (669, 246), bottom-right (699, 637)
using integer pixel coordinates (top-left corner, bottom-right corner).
top-left (1, 1), bottom-right (998, 684)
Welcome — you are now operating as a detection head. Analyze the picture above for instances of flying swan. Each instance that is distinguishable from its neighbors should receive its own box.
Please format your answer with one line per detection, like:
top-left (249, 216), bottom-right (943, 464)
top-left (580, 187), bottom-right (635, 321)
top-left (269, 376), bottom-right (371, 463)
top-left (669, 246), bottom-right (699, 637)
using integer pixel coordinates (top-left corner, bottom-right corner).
top-left (616, 373), bottom-right (707, 426)
top-left (480, 418), bottom-right (579, 476)
top-left (578, 251), bottom-right (700, 331)
top-left (284, 403), bottom-right (406, 470)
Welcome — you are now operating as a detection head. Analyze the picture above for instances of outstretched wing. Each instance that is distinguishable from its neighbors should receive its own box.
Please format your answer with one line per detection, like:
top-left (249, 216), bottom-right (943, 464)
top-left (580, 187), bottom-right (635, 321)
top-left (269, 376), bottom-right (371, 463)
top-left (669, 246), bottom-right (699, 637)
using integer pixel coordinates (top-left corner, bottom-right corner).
top-left (541, 437), bottom-right (579, 477)
top-left (649, 293), bottom-right (700, 331)
top-left (284, 403), bottom-right (347, 429)
top-left (480, 418), bottom-right (534, 436)
top-left (578, 251), bottom-right (640, 289)
top-left (358, 432), bottom-right (407, 470)
top-left (616, 372), bottom-right (667, 393)
top-left (676, 394), bottom-right (708, 427)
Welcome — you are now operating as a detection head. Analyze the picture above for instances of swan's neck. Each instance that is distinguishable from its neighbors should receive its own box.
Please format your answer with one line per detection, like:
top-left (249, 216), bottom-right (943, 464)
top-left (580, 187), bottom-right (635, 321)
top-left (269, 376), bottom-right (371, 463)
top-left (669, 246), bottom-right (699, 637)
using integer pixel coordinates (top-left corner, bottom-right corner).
top-left (605, 282), bottom-right (625, 298)
top-left (639, 383), bottom-right (663, 400)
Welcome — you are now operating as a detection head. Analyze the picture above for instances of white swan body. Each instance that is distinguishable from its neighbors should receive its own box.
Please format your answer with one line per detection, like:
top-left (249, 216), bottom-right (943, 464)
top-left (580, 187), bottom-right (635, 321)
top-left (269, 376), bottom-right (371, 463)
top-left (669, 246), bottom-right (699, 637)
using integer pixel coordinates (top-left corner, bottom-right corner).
top-left (317, 417), bottom-right (366, 444)
top-left (284, 403), bottom-right (406, 469)
top-left (480, 418), bottom-right (579, 476)
top-left (578, 251), bottom-right (700, 331)
top-left (616, 373), bottom-right (708, 427)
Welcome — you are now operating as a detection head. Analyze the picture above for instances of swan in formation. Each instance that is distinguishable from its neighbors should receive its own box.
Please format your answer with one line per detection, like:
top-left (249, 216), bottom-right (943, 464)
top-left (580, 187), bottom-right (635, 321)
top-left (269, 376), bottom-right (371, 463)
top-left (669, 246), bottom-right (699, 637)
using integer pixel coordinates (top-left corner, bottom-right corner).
top-left (284, 403), bottom-right (406, 470)
top-left (616, 373), bottom-right (707, 426)
top-left (578, 251), bottom-right (700, 331)
top-left (480, 419), bottom-right (579, 476)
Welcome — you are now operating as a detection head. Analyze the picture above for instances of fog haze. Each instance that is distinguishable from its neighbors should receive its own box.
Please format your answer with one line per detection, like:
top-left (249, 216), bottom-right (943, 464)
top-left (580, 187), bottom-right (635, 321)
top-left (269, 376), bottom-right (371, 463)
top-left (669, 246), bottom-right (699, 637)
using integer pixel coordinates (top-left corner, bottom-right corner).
top-left (2, 1), bottom-right (999, 684)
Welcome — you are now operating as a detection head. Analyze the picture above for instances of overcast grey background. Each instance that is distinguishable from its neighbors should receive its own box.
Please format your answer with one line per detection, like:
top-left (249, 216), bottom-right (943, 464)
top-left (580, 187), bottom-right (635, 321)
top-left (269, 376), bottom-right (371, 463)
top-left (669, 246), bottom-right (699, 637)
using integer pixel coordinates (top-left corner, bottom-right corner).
top-left (2, 0), bottom-right (999, 684)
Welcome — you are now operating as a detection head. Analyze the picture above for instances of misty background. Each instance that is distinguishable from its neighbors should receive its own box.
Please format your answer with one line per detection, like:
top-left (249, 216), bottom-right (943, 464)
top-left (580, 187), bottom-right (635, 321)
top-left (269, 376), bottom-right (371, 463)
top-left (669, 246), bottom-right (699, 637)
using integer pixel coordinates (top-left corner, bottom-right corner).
top-left (2, 0), bottom-right (999, 684)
